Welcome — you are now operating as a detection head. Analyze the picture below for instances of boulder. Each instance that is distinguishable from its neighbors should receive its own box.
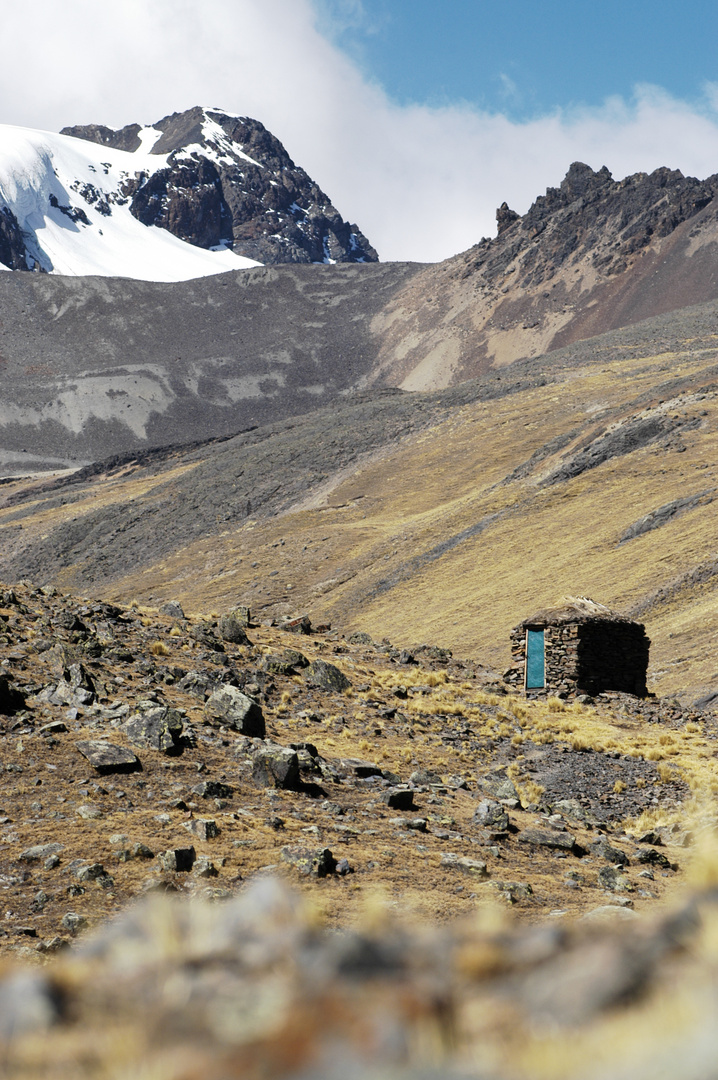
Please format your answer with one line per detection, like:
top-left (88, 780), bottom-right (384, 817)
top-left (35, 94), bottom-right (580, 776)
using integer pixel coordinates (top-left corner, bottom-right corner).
top-left (518, 827), bottom-right (576, 852)
top-left (473, 800), bottom-right (509, 832)
top-left (75, 740), bottom-right (141, 775)
top-left (252, 744), bottom-right (300, 790)
top-left (159, 601), bottom-right (185, 619)
top-left (124, 704), bottom-right (184, 754)
top-left (158, 847), bottom-right (196, 872)
top-left (218, 614), bottom-right (251, 645)
top-left (280, 846), bottom-right (336, 877)
top-left (191, 780), bottom-right (234, 800)
top-left (0, 674), bottom-right (26, 715)
top-left (204, 686), bottom-right (265, 737)
top-left (383, 789), bottom-right (415, 811)
top-left (306, 659), bottom-right (351, 692)
top-left (184, 818), bottom-right (219, 840)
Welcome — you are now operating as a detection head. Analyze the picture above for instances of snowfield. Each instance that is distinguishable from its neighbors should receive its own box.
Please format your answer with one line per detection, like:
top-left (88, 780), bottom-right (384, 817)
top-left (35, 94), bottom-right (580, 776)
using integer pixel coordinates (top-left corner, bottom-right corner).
top-left (0, 123), bottom-right (261, 281)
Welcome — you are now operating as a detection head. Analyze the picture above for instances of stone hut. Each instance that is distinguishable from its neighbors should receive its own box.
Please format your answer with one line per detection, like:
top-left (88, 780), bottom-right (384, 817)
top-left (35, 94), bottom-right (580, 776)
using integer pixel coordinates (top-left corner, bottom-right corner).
top-left (506, 597), bottom-right (650, 697)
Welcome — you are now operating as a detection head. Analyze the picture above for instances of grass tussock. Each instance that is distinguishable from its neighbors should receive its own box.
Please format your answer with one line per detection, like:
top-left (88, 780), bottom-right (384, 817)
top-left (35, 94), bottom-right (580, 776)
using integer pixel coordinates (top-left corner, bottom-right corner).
top-left (149, 640), bottom-right (171, 657)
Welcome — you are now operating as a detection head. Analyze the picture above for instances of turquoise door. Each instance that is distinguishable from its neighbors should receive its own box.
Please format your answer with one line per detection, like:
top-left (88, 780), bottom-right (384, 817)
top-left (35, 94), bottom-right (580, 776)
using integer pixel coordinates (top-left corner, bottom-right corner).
top-left (526, 629), bottom-right (545, 689)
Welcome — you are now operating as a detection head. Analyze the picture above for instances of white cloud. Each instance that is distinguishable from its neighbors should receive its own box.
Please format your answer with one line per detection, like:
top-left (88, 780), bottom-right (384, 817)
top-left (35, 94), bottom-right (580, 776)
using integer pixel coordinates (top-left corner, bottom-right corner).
top-left (2, 0), bottom-right (718, 262)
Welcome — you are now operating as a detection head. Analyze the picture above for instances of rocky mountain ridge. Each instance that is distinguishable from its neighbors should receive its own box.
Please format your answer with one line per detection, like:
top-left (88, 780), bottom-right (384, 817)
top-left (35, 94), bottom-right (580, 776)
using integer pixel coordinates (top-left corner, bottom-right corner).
top-left (366, 161), bottom-right (718, 389)
top-left (61, 105), bottom-right (378, 265)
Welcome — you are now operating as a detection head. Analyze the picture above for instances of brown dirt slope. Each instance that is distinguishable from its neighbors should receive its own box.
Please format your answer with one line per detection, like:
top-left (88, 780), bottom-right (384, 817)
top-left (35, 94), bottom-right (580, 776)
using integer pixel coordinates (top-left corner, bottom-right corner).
top-left (4, 299), bottom-right (718, 704)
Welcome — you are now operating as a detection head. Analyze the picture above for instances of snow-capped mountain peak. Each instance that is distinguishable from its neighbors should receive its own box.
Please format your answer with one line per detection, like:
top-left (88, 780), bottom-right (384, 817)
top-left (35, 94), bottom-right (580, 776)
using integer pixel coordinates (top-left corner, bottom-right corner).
top-left (0, 106), bottom-right (378, 281)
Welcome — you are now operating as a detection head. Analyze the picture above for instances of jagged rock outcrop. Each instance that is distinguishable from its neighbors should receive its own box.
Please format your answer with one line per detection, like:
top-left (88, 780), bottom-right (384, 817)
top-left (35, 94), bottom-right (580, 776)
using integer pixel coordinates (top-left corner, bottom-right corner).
top-left (0, 207), bottom-right (28, 271)
top-left (62, 106), bottom-right (378, 264)
top-left (368, 160), bottom-right (718, 388)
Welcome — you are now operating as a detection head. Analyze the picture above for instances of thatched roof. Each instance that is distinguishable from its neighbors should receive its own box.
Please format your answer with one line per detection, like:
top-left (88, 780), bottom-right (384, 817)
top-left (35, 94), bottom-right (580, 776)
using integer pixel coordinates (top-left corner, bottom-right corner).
top-left (516, 596), bottom-right (642, 629)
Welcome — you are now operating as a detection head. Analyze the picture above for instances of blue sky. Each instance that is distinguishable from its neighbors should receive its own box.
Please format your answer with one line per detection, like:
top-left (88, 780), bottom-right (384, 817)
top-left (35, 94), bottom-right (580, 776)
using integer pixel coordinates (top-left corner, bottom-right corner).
top-left (3, 0), bottom-right (718, 262)
top-left (319, 0), bottom-right (718, 118)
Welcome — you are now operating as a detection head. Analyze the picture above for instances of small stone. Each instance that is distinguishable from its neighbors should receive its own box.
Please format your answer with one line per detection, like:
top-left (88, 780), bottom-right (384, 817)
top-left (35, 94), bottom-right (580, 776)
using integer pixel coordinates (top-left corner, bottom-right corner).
top-left (218, 614), bottom-right (251, 645)
top-left (158, 847), bottom-right (196, 872)
top-left (60, 912), bottom-right (88, 935)
top-left (75, 863), bottom-right (106, 882)
top-left (340, 758), bottom-right (383, 779)
top-left (280, 846), bottom-right (337, 877)
top-left (124, 705), bottom-right (184, 754)
top-left (473, 799), bottom-right (509, 832)
top-left (19, 842), bottom-right (64, 863)
top-left (131, 843), bottom-right (155, 859)
top-left (636, 847), bottom-right (674, 869)
top-left (77, 804), bottom-right (103, 820)
top-left (335, 857), bottom-right (352, 875)
top-left (598, 866), bottom-right (634, 892)
top-left (183, 818), bottom-right (219, 840)
top-left (383, 789), bottom-right (415, 811)
top-left (589, 838), bottom-right (629, 866)
top-left (518, 827), bottom-right (576, 852)
top-left (44, 855), bottom-right (60, 870)
top-left (192, 856), bottom-right (219, 878)
top-left (160, 601), bottom-right (185, 619)
top-left (192, 780), bottom-right (234, 800)
top-left (441, 854), bottom-right (489, 879)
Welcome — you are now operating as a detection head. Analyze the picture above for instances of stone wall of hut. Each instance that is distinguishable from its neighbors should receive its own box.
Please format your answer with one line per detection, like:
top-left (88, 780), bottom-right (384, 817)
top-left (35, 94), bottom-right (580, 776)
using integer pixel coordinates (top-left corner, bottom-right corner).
top-left (506, 619), bottom-right (649, 697)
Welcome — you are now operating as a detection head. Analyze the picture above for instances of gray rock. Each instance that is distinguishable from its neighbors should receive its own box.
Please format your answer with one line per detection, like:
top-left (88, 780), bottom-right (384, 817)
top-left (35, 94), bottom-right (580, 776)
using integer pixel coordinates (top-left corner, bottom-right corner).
top-left (589, 838), bottom-right (630, 866)
top-left (480, 776), bottom-right (519, 800)
top-left (77, 804), bottom-right (103, 820)
top-left (183, 818), bottom-right (219, 840)
top-left (192, 780), bottom-right (234, 800)
top-left (60, 912), bottom-right (88, 935)
top-left (598, 866), bottom-right (634, 892)
top-left (340, 758), bottom-right (383, 779)
top-left (441, 854), bottom-right (489, 878)
top-left (383, 789), bottom-right (415, 811)
top-left (124, 704), bottom-right (184, 754)
top-left (204, 686), bottom-right (265, 737)
top-left (306, 659), bottom-right (351, 692)
top-left (252, 744), bottom-right (300, 789)
top-left (75, 740), bottom-right (141, 775)
top-left (409, 768), bottom-right (443, 786)
top-left (580, 905), bottom-right (640, 923)
top-left (280, 846), bottom-right (337, 877)
top-left (131, 843), bottom-right (155, 859)
top-left (493, 880), bottom-right (533, 903)
top-left (0, 972), bottom-right (61, 1036)
top-left (158, 847), bottom-right (196, 872)
top-left (159, 601), bottom-right (185, 619)
top-left (192, 856), bottom-right (219, 878)
top-left (518, 827), bottom-right (576, 851)
top-left (218, 614), bottom-right (251, 645)
top-left (636, 847), bottom-right (674, 869)
top-left (19, 842), bottom-right (64, 862)
top-left (473, 799), bottom-right (510, 832)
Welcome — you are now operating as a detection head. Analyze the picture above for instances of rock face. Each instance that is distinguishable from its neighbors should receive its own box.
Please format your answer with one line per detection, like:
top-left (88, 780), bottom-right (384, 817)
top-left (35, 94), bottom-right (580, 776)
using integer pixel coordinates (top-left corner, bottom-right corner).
top-left (366, 161), bottom-right (718, 389)
top-left (62, 106), bottom-right (378, 265)
top-left (0, 207), bottom-right (28, 271)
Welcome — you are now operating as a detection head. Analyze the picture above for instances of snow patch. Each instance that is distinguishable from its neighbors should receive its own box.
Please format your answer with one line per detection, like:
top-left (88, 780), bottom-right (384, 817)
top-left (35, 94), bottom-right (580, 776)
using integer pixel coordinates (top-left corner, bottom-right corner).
top-left (0, 123), bottom-right (261, 281)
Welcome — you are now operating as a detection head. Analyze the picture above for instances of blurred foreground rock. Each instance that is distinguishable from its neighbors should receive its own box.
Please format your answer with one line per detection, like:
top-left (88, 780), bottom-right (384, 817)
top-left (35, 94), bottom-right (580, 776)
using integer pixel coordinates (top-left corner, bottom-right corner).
top-left (3, 877), bottom-right (718, 1079)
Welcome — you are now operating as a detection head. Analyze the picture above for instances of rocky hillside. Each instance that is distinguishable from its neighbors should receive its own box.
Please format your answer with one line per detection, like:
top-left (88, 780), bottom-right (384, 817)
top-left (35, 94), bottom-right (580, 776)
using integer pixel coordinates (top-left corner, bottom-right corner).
top-left (367, 161), bottom-right (718, 389)
top-left (4, 297), bottom-right (718, 706)
top-left (0, 579), bottom-right (715, 1079)
top-left (61, 106), bottom-right (378, 265)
